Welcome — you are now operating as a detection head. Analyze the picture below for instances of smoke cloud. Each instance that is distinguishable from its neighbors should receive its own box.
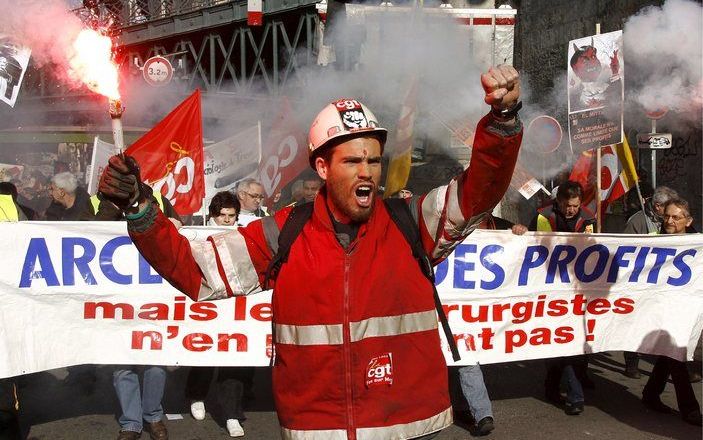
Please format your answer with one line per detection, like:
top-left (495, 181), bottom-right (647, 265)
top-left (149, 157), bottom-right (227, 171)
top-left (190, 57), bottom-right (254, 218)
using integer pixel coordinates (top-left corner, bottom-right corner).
top-left (623, 0), bottom-right (702, 122)
top-left (0, 0), bottom-right (87, 91)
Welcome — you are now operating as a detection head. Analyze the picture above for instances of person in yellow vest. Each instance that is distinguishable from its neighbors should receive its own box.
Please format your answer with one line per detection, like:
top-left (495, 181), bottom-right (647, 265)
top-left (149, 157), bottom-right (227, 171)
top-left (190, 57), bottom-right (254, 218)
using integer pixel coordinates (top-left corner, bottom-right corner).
top-left (0, 183), bottom-right (23, 438)
top-left (91, 188), bottom-right (180, 228)
top-left (0, 182), bottom-right (27, 221)
top-left (513, 180), bottom-right (595, 234)
top-left (512, 181), bottom-right (595, 416)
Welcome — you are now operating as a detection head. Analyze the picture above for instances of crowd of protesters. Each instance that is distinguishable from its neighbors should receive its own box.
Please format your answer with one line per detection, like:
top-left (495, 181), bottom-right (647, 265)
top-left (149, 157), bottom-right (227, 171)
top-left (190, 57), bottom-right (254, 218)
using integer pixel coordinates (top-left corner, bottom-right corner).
top-left (0, 66), bottom-right (702, 440)
top-left (0, 161), bottom-right (702, 438)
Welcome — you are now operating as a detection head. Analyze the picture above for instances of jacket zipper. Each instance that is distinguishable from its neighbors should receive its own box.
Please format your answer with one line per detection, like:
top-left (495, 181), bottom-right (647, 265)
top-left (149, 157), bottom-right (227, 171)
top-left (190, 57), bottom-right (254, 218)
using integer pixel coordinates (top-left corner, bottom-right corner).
top-left (343, 253), bottom-right (355, 440)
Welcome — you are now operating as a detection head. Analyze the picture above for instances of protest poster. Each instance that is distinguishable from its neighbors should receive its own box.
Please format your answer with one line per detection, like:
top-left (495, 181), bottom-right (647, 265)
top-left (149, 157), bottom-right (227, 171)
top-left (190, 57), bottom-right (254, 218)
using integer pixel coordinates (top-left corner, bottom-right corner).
top-left (85, 137), bottom-right (115, 195)
top-left (204, 124), bottom-right (261, 202)
top-left (567, 30), bottom-right (624, 153)
top-left (0, 35), bottom-right (31, 108)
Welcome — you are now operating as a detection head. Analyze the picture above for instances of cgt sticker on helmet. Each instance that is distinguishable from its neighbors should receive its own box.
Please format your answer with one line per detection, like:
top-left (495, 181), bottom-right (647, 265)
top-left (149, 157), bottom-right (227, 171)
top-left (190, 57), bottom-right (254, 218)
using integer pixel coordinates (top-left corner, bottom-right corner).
top-left (333, 99), bottom-right (370, 130)
top-left (341, 110), bottom-right (369, 130)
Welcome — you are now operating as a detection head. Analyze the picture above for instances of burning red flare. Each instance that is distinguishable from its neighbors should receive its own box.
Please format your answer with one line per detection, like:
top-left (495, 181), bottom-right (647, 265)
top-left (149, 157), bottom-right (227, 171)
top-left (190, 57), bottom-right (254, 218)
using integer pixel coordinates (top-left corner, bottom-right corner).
top-left (67, 29), bottom-right (120, 100)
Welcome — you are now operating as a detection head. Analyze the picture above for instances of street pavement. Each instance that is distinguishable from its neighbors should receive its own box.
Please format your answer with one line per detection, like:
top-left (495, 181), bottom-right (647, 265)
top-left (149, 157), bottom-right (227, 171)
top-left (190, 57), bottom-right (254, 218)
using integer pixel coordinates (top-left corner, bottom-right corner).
top-left (16, 352), bottom-right (702, 439)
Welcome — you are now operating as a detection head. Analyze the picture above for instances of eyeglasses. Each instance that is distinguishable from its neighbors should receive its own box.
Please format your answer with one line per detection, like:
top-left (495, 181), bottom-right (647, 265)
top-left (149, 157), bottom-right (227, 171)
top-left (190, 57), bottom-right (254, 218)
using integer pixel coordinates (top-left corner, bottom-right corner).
top-left (664, 214), bottom-right (689, 222)
top-left (243, 192), bottom-right (265, 200)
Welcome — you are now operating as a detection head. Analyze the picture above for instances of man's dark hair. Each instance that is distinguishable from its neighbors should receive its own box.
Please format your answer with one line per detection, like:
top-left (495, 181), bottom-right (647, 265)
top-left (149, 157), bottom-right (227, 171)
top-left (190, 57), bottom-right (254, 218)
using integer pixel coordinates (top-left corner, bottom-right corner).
top-left (556, 180), bottom-right (583, 201)
top-left (664, 197), bottom-right (691, 218)
top-left (209, 191), bottom-right (240, 218)
top-left (0, 182), bottom-right (18, 201)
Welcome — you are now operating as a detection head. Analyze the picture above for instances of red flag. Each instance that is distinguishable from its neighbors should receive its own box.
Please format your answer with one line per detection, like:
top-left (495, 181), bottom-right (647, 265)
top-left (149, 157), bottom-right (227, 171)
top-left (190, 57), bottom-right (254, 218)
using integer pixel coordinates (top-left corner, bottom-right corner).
top-left (256, 98), bottom-right (308, 207)
top-left (569, 143), bottom-right (635, 213)
top-left (126, 90), bottom-right (204, 215)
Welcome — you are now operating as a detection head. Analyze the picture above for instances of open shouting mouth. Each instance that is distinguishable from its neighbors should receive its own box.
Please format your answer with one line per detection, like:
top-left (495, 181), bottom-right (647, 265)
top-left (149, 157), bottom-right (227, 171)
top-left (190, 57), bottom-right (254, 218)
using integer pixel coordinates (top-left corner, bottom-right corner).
top-left (354, 183), bottom-right (374, 208)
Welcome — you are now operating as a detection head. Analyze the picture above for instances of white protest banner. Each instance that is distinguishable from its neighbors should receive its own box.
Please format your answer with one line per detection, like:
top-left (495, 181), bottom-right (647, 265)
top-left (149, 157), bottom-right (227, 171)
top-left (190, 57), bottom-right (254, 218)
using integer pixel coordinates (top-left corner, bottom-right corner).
top-left (0, 221), bottom-right (273, 378)
top-left (1, 225), bottom-right (701, 378)
top-left (0, 35), bottom-right (31, 108)
top-left (437, 230), bottom-right (703, 365)
top-left (86, 136), bottom-right (115, 194)
top-left (204, 125), bottom-right (261, 202)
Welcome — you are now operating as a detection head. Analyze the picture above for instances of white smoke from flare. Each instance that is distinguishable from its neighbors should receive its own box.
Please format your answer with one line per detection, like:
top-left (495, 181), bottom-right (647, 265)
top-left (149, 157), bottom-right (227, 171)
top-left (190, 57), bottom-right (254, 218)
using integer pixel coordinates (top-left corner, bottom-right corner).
top-left (0, 0), bottom-right (119, 98)
top-left (624, 0), bottom-right (703, 120)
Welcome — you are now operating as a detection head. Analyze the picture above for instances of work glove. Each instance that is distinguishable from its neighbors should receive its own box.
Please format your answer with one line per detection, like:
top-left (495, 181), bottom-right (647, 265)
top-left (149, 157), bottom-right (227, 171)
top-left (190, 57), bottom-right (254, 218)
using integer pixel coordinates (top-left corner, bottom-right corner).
top-left (98, 154), bottom-right (149, 211)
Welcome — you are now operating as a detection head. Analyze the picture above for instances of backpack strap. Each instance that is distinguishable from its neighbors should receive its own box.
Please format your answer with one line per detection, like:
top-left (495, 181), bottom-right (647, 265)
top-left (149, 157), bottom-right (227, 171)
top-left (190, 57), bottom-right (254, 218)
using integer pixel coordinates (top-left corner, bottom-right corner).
top-left (383, 198), bottom-right (461, 362)
top-left (262, 202), bottom-right (314, 289)
top-left (261, 202), bottom-right (314, 367)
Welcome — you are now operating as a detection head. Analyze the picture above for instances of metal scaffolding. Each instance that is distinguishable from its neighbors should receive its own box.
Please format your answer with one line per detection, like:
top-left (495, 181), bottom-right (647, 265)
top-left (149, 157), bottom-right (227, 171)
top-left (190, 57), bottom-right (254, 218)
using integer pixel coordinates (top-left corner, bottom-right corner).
top-left (123, 11), bottom-right (319, 96)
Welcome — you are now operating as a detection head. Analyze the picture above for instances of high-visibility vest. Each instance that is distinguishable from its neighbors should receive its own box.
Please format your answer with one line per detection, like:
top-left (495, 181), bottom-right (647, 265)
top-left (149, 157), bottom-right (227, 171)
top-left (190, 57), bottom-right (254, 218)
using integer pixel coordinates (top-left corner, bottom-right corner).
top-left (0, 194), bottom-right (19, 222)
top-left (90, 189), bottom-right (165, 214)
top-left (536, 206), bottom-right (594, 233)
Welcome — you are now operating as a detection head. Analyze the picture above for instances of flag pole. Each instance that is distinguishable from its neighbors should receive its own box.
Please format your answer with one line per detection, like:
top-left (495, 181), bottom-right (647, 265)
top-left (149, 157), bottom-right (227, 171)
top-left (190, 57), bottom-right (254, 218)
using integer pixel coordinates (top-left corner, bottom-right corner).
top-left (624, 133), bottom-right (646, 216)
top-left (87, 136), bottom-right (100, 195)
top-left (595, 23), bottom-right (603, 233)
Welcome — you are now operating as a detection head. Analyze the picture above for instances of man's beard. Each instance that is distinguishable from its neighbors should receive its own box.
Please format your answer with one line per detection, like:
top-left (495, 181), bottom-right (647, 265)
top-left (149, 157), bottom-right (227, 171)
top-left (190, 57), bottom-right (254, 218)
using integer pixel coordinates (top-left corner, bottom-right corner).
top-left (327, 178), bottom-right (374, 223)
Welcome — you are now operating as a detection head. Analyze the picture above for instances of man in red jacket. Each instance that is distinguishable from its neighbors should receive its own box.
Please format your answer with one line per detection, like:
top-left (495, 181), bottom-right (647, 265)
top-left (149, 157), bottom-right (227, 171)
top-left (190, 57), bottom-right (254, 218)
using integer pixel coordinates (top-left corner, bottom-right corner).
top-left (98, 65), bottom-right (523, 440)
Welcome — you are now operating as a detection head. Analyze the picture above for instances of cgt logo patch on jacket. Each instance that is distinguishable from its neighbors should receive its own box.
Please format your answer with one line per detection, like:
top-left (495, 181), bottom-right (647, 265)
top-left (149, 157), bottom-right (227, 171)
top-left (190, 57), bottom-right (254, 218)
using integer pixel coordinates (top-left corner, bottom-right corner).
top-left (366, 353), bottom-right (393, 388)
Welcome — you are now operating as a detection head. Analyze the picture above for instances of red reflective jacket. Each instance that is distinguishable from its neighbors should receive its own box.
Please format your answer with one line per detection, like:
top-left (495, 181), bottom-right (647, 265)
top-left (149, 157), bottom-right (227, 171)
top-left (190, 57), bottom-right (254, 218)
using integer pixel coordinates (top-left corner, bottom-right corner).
top-left (130, 113), bottom-right (522, 439)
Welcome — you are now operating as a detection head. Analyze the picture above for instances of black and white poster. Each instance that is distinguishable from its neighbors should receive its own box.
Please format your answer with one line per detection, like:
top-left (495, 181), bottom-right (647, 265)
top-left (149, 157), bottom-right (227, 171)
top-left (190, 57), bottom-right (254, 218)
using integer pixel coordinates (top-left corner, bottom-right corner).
top-left (567, 30), bottom-right (623, 153)
top-left (0, 35), bottom-right (31, 108)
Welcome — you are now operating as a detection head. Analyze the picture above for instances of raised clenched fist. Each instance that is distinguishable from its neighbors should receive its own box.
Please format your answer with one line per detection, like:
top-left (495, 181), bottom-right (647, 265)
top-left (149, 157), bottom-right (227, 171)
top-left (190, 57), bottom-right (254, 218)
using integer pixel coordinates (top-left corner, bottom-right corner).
top-left (481, 65), bottom-right (520, 112)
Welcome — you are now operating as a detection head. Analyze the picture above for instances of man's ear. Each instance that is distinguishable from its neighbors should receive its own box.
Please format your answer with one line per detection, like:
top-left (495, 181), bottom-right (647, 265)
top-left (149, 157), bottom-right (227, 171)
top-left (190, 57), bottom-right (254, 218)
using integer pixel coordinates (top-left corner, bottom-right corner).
top-left (315, 157), bottom-right (329, 181)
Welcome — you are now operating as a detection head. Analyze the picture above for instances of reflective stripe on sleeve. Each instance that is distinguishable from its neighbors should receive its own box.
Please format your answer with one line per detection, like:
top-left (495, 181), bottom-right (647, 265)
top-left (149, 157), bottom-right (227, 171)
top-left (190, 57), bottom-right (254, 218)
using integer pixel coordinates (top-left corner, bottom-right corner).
top-left (189, 230), bottom-right (261, 301)
top-left (356, 406), bottom-right (453, 440)
top-left (275, 323), bottom-right (344, 345)
top-left (349, 310), bottom-right (438, 343)
top-left (420, 185), bottom-right (447, 244)
top-left (189, 239), bottom-right (229, 300)
top-left (444, 178), bottom-right (465, 229)
top-left (210, 231), bottom-right (262, 296)
top-left (422, 178), bottom-right (489, 261)
top-left (280, 427), bottom-right (348, 440)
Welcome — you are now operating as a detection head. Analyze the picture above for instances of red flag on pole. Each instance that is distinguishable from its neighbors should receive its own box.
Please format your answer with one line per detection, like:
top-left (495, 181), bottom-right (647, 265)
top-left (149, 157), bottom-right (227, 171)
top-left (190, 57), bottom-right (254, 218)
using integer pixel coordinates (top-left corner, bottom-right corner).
top-left (256, 98), bottom-right (308, 207)
top-left (569, 141), bottom-right (638, 213)
top-left (126, 90), bottom-right (204, 216)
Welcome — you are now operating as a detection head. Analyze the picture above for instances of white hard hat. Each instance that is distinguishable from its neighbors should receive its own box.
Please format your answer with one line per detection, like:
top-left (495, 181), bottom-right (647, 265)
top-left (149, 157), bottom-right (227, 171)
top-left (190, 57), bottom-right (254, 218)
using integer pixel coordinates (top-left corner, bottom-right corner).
top-left (307, 98), bottom-right (387, 167)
